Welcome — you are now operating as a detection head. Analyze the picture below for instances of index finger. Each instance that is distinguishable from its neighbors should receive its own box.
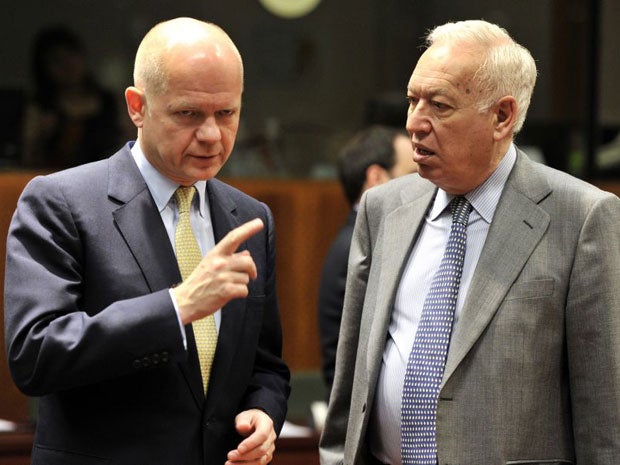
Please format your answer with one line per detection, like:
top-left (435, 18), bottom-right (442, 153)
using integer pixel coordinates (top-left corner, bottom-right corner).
top-left (214, 218), bottom-right (264, 255)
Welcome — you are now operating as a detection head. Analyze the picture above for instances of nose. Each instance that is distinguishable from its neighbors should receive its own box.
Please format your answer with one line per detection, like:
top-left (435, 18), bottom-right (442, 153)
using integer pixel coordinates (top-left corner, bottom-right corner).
top-left (196, 116), bottom-right (222, 143)
top-left (406, 102), bottom-right (432, 135)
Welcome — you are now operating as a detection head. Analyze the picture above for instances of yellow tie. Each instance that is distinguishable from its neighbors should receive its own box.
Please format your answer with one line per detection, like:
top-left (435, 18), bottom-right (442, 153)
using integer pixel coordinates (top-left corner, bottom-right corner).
top-left (174, 186), bottom-right (218, 394)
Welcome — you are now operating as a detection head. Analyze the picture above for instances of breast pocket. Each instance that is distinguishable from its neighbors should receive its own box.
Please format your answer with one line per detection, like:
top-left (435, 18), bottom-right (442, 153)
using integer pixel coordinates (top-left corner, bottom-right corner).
top-left (504, 278), bottom-right (555, 301)
top-left (506, 460), bottom-right (573, 465)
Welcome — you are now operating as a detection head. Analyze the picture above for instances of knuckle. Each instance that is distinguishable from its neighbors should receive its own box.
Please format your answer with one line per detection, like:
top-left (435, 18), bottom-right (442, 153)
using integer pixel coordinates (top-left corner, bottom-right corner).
top-left (223, 282), bottom-right (247, 297)
top-left (211, 256), bottom-right (228, 271)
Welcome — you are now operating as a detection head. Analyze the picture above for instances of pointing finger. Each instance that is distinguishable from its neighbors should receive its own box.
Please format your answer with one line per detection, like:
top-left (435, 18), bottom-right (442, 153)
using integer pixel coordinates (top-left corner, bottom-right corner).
top-left (214, 218), bottom-right (264, 256)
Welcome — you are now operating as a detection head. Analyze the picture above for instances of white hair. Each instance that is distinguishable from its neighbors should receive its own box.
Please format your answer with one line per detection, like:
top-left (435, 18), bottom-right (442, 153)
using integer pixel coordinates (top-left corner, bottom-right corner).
top-left (427, 20), bottom-right (537, 133)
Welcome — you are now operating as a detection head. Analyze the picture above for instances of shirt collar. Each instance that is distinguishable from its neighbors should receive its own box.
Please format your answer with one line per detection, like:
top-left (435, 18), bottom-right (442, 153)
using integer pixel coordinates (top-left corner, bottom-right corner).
top-left (429, 143), bottom-right (517, 223)
top-left (130, 142), bottom-right (208, 217)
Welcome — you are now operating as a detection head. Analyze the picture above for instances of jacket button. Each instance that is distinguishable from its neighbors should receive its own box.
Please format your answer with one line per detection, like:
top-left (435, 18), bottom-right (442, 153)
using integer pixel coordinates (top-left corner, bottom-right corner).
top-left (161, 351), bottom-right (170, 363)
top-left (142, 356), bottom-right (151, 368)
top-left (133, 359), bottom-right (142, 369)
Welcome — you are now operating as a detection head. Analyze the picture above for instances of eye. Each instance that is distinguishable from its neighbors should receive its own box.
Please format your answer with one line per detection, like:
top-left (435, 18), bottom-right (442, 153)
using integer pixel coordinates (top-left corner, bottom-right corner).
top-left (216, 109), bottom-right (236, 118)
top-left (176, 110), bottom-right (198, 118)
top-left (432, 100), bottom-right (449, 110)
top-left (407, 96), bottom-right (418, 106)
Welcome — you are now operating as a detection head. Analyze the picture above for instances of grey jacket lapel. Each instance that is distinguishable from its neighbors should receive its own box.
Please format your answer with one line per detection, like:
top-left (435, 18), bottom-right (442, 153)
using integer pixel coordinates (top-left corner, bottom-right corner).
top-left (442, 152), bottom-right (552, 385)
top-left (366, 185), bottom-right (436, 377)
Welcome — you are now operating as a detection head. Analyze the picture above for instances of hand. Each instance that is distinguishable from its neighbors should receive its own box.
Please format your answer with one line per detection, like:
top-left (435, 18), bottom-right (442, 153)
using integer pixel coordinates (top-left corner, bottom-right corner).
top-left (174, 218), bottom-right (264, 325)
top-left (226, 409), bottom-right (276, 464)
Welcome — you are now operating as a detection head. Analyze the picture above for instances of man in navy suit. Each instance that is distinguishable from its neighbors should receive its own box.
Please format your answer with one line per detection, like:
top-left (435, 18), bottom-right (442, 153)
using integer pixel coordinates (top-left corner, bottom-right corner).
top-left (4, 17), bottom-right (289, 465)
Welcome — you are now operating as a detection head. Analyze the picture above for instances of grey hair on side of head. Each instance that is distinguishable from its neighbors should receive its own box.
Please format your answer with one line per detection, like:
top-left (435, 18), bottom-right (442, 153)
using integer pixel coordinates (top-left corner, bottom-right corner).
top-left (426, 20), bottom-right (537, 133)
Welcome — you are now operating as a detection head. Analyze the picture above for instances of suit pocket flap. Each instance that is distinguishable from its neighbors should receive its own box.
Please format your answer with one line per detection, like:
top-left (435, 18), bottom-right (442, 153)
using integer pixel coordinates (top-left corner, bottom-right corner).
top-left (505, 279), bottom-right (555, 301)
top-left (32, 444), bottom-right (110, 465)
top-left (506, 460), bottom-right (573, 465)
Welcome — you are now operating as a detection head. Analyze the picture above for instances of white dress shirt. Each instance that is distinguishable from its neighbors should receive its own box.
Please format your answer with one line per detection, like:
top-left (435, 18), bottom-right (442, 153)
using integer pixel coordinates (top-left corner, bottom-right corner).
top-left (368, 145), bottom-right (517, 465)
top-left (130, 142), bottom-right (221, 348)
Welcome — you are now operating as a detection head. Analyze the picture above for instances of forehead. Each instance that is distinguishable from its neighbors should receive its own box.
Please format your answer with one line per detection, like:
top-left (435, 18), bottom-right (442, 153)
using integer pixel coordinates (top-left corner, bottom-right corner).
top-left (408, 44), bottom-right (480, 97)
top-left (153, 54), bottom-right (242, 109)
top-left (168, 48), bottom-right (242, 90)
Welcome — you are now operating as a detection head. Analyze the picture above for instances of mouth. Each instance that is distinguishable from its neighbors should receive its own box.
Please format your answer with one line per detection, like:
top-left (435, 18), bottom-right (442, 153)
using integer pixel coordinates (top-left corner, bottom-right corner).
top-left (188, 153), bottom-right (218, 161)
top-left (413, 144), bottom-right (435, 159)
top-left (190, 152), bottom-right (216, 157)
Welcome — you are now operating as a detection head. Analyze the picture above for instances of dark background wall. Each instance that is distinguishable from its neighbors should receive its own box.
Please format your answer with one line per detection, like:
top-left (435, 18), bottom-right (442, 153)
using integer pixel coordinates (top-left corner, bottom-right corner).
top-left (2, 0), bottom-right (618, 177)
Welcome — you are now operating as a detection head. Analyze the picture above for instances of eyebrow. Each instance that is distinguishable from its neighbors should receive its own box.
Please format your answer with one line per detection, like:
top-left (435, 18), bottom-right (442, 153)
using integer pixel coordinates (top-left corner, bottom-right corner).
top-left (406, 86), bottom-right (452, 99)
top-left (166, 100), bottom-right (197, 110)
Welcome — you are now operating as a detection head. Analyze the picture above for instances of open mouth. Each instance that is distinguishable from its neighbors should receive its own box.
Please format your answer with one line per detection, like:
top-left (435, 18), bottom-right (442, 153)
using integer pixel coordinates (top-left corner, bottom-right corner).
top-left (414, 144), bottom-right (435, 157)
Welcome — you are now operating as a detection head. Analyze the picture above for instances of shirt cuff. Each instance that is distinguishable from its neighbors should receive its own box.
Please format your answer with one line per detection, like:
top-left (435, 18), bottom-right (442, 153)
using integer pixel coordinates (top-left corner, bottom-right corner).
top-left (168, 288), bottom-right (188, 350)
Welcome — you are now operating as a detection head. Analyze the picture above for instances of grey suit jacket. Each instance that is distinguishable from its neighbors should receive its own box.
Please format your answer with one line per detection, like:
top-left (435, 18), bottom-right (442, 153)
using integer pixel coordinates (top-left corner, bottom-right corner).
top-left (320, 150), bottom-right (620, 465)
top-left (4, 144), bottom-right (290, 465)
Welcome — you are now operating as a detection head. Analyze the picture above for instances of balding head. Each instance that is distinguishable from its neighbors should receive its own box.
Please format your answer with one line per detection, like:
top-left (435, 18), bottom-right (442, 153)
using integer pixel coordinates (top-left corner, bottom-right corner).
top-left (133, 17), bottom-right (243, 96)
top-left (124, 17), bottom-right (244, 184)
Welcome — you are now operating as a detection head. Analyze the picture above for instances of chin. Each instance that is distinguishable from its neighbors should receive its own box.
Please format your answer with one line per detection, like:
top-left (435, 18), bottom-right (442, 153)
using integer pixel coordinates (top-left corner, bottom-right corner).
top-left (186, 160), bottom-right (222, 177)
top-left (197, 167), bottom-right (222, 181)
top-left (416, 165), bottom-right (434, 181)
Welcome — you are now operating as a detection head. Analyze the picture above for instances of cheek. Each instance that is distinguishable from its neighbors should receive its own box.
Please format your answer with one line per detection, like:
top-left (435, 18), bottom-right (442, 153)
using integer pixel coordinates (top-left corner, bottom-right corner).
top-left (443, 121), bottom-right (485, 155)
top-left (221, 125), bottom-right (239, 149)
top-left (168, 127), bottom-right (197, 147)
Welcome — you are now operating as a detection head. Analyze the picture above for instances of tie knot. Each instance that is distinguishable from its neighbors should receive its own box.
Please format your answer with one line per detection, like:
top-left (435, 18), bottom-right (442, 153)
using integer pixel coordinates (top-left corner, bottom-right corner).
top-left (174, 186), bottom-right (196, 214)
top-left (450, 196), bottom-right (472, 226)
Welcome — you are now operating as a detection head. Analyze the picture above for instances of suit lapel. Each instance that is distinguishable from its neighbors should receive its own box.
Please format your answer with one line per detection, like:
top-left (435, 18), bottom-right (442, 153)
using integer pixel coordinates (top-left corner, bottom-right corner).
top-left (366, 186), bottom-right (436, 377)
top-left (202, 180), bottom-right (247, 411)
top-left (442, 153), bottom-right (552, 386)
top-left (109, 148), bottom-right (180, 291)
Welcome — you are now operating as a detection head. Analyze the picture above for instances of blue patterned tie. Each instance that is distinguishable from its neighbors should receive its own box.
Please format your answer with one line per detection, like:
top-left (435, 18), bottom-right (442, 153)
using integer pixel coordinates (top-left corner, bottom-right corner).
top-left (401, 196), bottom-right (472, 465)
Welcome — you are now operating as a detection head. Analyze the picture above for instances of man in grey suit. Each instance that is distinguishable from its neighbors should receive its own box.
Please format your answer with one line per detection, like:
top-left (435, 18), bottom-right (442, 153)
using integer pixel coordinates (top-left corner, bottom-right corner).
top-left (320, 19), bottom-right (620, 465)
top-left (5, 18), bottom-right (289, 465)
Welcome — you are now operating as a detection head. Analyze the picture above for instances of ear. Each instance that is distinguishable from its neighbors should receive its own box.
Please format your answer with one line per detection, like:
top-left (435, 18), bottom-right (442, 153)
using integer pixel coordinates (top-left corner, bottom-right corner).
top-left (125, 86), bottom-right (146, 128)
top-left (365, 164), bottom-right (391, 189)
top-left (493, 96), bottom-right (517, 141)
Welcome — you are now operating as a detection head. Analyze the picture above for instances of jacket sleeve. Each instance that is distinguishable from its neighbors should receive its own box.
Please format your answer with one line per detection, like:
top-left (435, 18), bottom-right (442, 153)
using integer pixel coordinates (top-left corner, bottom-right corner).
top-left (4, 175), bottom-right (186, 396)
top-left (566, 192), bottom-right (620, 463)
top-left (320, 197), bottom-right (372, 464)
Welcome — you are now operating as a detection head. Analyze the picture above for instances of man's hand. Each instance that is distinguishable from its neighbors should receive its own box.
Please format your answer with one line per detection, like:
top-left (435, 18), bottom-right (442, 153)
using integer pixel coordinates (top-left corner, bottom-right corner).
top-left (227, 409), bottom-right (277, 464)
top-left (174, 218), bottom-right (264, 325)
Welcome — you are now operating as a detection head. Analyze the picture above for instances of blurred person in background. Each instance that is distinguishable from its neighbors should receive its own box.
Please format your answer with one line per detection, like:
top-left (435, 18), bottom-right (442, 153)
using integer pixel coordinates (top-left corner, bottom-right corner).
top-left (21, 25), bottom-right (122, 169)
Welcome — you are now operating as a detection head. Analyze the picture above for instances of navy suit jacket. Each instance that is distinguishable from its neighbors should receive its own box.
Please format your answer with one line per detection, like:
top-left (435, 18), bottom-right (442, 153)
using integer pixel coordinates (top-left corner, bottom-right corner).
top-left (4, 144), bottom-right (290, 465)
